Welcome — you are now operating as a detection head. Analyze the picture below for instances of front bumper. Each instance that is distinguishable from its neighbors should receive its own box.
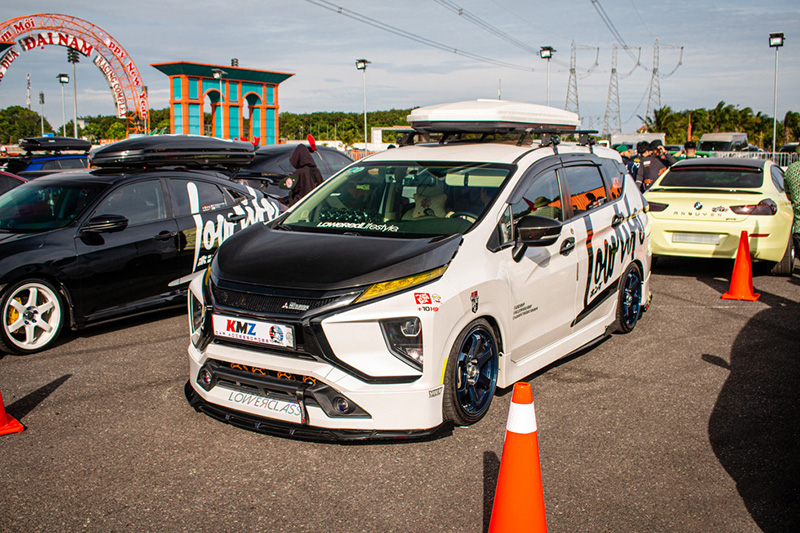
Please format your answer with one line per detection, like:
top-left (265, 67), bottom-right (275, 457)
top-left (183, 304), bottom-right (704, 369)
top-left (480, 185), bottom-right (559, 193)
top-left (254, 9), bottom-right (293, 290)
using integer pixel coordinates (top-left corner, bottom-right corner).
top-left (185, 381), bottom-right (451, 442)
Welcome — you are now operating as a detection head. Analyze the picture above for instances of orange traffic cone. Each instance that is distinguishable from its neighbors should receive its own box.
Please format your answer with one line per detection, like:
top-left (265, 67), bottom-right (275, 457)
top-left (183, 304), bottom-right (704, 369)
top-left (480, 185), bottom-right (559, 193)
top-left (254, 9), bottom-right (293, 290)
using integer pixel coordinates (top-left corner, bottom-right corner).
top-left (0, 387), bottom-right (24, 436)
top-left (489, 382), bottom-right (547, 532)
top-left (722, 230), bottom-right (760, 301)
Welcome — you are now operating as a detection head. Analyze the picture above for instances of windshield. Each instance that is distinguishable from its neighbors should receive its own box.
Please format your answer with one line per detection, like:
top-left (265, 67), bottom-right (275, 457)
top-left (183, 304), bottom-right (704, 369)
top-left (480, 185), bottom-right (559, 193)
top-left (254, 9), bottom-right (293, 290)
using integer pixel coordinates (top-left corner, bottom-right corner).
top-left (0, 181), bottom-right (109, 232)
top-left (697, 141), bottom-right (732, 152)
top-left (659, 167), bottom-right (763, 189)
top-left (282, 161), bottom-right (514, 237)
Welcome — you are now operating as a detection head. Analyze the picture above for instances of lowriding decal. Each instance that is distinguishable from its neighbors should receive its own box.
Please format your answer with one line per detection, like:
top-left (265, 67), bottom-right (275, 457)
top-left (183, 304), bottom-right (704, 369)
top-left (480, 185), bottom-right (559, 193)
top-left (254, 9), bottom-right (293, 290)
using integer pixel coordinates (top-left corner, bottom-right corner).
top-left (574, 197), bottom-right (645, 326)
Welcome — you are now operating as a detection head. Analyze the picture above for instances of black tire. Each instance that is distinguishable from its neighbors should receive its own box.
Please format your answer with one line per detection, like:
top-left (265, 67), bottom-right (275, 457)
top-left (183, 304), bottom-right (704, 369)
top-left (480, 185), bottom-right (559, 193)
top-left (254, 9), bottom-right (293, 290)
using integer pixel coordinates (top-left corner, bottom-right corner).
top-left (442, 318), bottom-right (499, 426)
top-left (614, 263), bottom-right (643, 334)
top-left (769, 236), bottom-right (795, 276)
top-left (0, 279), bottom-right (65, 355)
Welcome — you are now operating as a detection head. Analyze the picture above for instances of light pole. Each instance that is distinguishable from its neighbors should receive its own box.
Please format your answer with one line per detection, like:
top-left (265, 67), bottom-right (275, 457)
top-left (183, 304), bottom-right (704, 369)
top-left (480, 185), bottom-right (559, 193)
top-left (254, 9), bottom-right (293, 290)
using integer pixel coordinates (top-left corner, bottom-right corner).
top-left (355, 59), bottom-right (370, 151)
top-left (39, 92), bottom-right (44, 135)
top-left (67, 48), bottom-right (80, 138)
top-left (540, 46), bottom-right (555, 106)
top-left (57, 73), bottom-right (69, 137)
top-left (769, 32), bottom-right (784, 154)
top-left (212, 68), bottom-right (227, 138)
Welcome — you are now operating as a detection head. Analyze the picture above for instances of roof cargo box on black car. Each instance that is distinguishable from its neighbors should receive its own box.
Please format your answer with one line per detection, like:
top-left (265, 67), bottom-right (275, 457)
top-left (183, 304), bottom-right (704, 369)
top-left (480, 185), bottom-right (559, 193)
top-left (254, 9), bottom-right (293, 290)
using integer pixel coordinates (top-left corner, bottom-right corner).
top-left (91, 135), bottom-right (255, 169)
top-left (19, 136), bottom-right (91, 153)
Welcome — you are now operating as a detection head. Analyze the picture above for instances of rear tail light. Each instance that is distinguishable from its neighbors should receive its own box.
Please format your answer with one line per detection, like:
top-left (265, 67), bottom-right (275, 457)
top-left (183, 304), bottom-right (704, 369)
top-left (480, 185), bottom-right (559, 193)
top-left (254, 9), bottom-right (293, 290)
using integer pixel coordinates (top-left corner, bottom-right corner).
top-left (646, 202), bottom-right (668, 212)
top-left (730, 199), bottom-right (777, 215)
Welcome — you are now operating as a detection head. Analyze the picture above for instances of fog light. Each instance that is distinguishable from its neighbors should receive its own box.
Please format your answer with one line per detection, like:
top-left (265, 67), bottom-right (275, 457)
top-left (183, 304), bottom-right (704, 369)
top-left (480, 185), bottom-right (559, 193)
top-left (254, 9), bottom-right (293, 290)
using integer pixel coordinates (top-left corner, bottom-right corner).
top-left (333, 397), bottom-right (350, 413)
top-left (198, 368), bottom-right (213, 391)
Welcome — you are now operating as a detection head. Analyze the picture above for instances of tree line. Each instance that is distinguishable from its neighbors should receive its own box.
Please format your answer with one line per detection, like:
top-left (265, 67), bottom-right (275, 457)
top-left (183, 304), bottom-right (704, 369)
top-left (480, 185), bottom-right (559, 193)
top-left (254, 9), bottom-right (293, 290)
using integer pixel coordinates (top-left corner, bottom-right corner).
top-left (1, 102), bottom-right (798, 149)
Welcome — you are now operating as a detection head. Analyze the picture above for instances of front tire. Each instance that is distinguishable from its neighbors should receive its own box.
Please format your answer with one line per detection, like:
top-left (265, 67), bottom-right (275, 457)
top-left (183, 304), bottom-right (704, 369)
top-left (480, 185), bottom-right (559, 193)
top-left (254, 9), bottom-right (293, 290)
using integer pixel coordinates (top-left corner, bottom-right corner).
top-left (0, 279), bottom-right (65, 355)
top-left (442, 319), bottom-right (499, 426)
top-left (614, 263), bottom-right (643, 334)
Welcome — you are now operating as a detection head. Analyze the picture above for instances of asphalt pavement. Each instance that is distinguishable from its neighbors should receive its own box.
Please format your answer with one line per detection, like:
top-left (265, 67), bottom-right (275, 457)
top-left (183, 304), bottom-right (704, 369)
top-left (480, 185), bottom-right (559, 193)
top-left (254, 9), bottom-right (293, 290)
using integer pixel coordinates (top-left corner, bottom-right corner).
top-left (1, 257), bottom-right (798, 532)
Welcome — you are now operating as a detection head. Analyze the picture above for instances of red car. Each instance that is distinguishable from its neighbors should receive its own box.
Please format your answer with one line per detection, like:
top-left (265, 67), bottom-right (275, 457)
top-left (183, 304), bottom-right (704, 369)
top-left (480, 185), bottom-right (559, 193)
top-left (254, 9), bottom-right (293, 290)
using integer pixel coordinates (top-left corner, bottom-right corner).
top-left (0, 170), bottom-right (27, 195)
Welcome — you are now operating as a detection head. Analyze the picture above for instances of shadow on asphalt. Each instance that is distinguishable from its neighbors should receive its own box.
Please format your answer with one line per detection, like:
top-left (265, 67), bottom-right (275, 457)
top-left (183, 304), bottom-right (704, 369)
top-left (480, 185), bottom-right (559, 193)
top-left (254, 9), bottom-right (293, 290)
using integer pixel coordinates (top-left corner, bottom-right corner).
top-left (704, 286), bottom-right (800, 531)
top-left (483, 451), bottom-right (501, 532)
top-left (5, 374), bottom-right (72, 421)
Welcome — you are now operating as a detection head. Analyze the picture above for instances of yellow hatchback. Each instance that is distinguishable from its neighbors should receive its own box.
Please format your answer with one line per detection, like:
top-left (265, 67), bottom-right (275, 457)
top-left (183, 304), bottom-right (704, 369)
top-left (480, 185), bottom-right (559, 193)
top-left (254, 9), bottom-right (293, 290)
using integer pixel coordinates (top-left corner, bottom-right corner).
top-left (644, 158), bottom-right (794, 275)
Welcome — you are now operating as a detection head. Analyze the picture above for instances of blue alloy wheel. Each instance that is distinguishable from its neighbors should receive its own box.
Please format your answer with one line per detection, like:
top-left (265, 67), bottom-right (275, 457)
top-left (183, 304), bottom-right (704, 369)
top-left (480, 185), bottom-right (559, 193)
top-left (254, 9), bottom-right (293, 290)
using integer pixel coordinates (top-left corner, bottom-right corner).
top-left (443, 319), bottom-right (499, 425)
top-left (615, 263), bottom-right (642, 333)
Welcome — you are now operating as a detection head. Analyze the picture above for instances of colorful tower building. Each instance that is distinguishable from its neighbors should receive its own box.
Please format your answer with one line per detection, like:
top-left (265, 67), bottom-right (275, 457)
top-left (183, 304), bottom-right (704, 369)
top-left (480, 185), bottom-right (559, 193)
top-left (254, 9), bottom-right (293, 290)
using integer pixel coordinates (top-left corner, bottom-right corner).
top-left (151, 61), bottom-right (293, 145)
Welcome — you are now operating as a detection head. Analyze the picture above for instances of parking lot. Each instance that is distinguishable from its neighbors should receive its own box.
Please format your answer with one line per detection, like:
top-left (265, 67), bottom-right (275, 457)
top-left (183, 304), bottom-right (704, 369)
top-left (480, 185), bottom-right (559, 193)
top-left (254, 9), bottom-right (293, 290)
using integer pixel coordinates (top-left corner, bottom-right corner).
top-left (1, 257), bottom-right (797, 532)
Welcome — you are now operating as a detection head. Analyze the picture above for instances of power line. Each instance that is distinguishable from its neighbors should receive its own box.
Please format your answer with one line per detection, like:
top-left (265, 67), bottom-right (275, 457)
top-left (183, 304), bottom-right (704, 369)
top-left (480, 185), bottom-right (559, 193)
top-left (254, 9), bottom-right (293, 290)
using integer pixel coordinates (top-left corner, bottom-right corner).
top-left (433, 0), bottom-right (540, 56)
top-left (304, 0), bottom-right (534, 72)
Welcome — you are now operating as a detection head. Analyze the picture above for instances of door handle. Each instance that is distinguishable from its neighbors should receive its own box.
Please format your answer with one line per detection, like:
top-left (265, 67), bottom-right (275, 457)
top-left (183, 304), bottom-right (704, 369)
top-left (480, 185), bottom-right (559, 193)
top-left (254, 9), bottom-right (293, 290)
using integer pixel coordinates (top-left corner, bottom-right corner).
top-left (227, 212), bottom-right (246, 222)
top-left (560, 237), bottom-right (575, 256)
top-left (611, 213), bottom-right (624, 227)
top-left (154, 231), bottom-right (177, 241)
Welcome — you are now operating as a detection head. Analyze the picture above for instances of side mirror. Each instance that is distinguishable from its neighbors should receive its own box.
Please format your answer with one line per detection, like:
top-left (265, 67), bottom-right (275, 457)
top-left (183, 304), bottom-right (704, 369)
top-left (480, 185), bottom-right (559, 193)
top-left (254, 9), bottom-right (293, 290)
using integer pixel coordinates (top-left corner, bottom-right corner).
top-left (516, 215), bottom-right (562, 246)
top-left (82, 214), bottom-right (129, 233)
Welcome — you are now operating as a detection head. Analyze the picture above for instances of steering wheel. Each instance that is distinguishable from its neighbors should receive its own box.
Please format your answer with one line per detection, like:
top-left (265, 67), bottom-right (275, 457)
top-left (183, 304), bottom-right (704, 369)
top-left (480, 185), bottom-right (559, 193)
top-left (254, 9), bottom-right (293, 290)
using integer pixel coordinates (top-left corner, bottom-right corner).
top-left (449, 211), bottom-right (479, 223)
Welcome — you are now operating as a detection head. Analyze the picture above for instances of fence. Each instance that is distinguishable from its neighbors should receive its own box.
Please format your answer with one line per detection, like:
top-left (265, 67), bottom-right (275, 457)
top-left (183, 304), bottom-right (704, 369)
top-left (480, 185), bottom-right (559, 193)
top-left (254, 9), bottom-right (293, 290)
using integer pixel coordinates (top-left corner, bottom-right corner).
top-left (702, 151), bottom-right (799, 168)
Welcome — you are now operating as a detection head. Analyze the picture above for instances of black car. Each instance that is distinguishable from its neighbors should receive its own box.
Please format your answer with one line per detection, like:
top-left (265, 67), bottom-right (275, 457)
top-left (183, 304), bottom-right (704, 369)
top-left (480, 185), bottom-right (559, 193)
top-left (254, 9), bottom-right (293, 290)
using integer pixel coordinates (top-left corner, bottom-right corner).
top-left (0, 170), bottom-right (26, 195)
top-left (0, 136), bottom-right (91, 179)
top-left (235, 143), bottom-right (353, 202)
top-left (0, 135), bottom-right (282, 354)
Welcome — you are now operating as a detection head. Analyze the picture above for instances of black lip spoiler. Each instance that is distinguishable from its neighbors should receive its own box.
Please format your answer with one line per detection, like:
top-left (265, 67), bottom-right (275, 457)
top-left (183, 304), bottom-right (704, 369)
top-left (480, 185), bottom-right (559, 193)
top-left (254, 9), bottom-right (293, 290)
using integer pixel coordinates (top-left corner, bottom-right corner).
top-left (185, 382), bottom-right (452, 443)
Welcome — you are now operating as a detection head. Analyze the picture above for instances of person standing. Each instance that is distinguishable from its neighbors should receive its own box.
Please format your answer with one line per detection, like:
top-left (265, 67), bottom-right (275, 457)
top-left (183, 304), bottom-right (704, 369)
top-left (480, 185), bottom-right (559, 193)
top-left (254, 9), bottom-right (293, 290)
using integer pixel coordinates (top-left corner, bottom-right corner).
top-left (286, 143), bottom-right (324, 205)
top-left (784, 159), bottom-right (800, 259)
top-left (674, 140), bottom-right (700, 160)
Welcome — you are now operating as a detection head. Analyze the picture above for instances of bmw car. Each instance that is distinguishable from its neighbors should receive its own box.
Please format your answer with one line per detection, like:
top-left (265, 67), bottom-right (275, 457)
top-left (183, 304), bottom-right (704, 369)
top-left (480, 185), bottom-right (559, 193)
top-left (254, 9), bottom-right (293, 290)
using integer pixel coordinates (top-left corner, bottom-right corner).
top-left (0, 135), bottom-right (281, 355)
top-left (644, 158), bottom-right (794, 275)
top-left (185, 100), bottom-right (652, 441)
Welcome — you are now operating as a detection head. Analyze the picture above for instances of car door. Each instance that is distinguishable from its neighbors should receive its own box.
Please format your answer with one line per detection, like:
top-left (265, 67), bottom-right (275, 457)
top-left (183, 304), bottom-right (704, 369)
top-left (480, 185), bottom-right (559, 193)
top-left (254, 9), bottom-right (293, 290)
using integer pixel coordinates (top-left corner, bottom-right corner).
top-left (559, 158), bottom-right (623, 328)
top-left (168, 177), bottom-right (242, 281)
top-left (73, 178), bottom-right (181, 322)
top-left (503, 162), bottom-right (580, 362)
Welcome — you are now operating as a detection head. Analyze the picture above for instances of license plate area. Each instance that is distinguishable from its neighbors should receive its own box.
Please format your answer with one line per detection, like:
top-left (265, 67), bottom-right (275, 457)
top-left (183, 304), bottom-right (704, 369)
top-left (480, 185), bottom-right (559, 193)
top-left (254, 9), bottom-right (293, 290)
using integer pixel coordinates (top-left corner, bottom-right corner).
top-left (672, 232), bottom-right (721, 245)
top-left (212, 314), bottom-right (295, 348)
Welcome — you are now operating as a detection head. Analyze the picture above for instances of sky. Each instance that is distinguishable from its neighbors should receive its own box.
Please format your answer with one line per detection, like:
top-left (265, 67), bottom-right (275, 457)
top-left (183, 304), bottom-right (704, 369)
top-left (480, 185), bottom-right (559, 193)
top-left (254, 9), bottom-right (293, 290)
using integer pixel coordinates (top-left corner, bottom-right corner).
top-left (1, 0), bottom-right (798, 135)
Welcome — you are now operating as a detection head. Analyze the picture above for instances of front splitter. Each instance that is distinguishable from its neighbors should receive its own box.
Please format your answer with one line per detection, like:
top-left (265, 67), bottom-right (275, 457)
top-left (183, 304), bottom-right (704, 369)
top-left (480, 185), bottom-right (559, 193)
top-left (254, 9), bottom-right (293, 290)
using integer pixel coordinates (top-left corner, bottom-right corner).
top-left (184, 382), bottom-right (452, 443)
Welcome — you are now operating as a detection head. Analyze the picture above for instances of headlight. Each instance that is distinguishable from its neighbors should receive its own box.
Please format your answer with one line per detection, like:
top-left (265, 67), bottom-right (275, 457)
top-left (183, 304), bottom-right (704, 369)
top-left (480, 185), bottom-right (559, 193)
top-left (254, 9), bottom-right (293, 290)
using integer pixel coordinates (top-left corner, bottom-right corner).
top-left (353, 265), bottom-right (448, 304)
top-left (188, 290), bottom-right (206, 347)
top-left (381, 317), bottom-right (423, 371)
top-left (188, 267), bottom-right (211, 348)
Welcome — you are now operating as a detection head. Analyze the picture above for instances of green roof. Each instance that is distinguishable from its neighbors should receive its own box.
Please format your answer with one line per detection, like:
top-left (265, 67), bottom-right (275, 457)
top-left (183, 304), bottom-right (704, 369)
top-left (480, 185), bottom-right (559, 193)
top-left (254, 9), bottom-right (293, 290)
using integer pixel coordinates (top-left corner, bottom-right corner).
top-left (151, 61), bottom-right (294, 85)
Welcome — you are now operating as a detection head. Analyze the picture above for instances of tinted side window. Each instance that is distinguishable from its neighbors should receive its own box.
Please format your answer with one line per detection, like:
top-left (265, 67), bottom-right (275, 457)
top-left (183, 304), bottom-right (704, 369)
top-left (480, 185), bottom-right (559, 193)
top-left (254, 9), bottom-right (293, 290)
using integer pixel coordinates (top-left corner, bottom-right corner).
top-left (59, 158), bottom-right (88, 169)
top-left (600, 159), bottom-right (624, 200)
top-left (322, 151), bottom-right (353, 175)
top-left (169, 179), bottom-right (227, 216)
top-left (510, 169), bottom-right (563, 222)
top-left (562, 165), bottom-right (607, 215)
top-left (770, 165), bottom-right (785, 192)
top-left (40, 160), bottom-right (61, 170)
top-left (94, 180), bottom-right (166, 226)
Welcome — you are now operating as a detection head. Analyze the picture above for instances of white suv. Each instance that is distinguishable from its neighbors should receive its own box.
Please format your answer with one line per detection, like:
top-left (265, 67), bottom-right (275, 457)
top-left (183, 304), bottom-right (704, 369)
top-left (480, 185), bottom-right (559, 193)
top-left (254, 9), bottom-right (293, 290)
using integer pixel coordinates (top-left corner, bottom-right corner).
top-left (185, 100), bottom-right (652, 440)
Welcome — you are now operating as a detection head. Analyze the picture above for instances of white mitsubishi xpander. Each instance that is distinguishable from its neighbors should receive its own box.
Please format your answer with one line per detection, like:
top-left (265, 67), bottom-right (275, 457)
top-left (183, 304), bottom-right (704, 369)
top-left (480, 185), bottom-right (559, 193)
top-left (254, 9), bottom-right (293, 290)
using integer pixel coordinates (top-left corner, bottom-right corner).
top-left (185, 100), bottom-right (652, 441)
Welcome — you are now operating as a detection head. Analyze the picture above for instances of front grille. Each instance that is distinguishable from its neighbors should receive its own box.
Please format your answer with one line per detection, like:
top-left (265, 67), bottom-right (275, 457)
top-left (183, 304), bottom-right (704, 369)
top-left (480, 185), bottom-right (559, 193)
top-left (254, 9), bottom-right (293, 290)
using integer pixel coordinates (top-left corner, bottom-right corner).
top-left (212, 285), bottom-right (339, 315)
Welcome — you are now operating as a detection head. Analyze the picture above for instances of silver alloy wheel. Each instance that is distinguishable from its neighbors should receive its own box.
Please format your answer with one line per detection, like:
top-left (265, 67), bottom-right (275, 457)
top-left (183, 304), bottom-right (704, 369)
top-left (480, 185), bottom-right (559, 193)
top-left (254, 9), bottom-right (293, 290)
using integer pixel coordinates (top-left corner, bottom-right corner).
top-left (2, 281), bottom-right (63, 352)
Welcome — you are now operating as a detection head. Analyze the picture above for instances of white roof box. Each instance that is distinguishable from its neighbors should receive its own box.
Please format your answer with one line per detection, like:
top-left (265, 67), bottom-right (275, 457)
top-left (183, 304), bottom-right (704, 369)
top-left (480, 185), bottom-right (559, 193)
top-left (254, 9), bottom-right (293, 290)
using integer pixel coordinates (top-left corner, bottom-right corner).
top-left (407, 99), bottom-right (581, 133)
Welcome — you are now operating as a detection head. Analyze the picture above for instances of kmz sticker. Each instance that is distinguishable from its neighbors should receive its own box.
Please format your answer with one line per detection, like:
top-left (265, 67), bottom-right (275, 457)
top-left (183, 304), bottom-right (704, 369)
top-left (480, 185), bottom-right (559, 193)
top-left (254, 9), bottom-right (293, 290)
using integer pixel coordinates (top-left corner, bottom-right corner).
top-left (471, 291), bottom-right (479, 313)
